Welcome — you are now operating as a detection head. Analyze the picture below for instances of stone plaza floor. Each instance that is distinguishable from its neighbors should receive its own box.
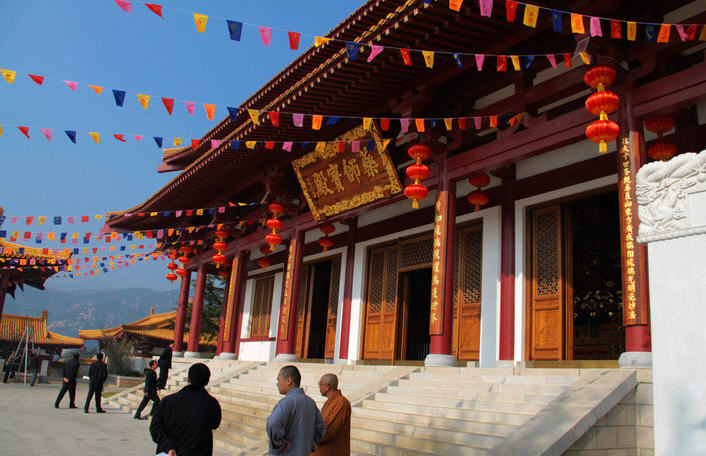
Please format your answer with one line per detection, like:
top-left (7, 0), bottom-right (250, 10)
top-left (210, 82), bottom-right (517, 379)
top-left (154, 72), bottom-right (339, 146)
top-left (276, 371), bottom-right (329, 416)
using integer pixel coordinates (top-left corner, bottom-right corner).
top-left (0, 382), bottom-right (229, 456)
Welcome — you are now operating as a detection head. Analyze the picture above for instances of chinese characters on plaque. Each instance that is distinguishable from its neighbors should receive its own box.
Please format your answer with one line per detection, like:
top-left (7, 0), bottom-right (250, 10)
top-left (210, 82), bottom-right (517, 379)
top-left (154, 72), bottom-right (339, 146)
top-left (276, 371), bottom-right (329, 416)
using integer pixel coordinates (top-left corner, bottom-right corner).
top-left (429, 198), bottom-right (446, 335)
top-left (619, 137), bottom-right (643, 325)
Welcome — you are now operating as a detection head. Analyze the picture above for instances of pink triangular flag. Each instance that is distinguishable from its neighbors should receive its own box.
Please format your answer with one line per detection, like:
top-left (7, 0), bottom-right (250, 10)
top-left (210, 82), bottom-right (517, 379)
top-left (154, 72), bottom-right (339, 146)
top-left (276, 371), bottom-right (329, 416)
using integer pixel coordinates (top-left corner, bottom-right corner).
top-left (479, 0), bottom-right (493, 17)
top-left (546, 54), bottom-right (557, 68)
top-left (282, 141), bottom-right (293, 152)
top-left (292, 113), bottom-right (304, 127)
top-left (184, 101), bottom-right (196, 115)
top-left (114, 0), bottom-right (133, 12)
top-left (589, 17), bottom-right (603, 37)
top-left (64, 80), bottom-right (78, 90)
top-left (210, 139), bottom-right (221, 148)
top-left (133, 135), bottom-right (143, 141)
top-left (676, 24), bottom-right (688, 41)
top-left (258, 26), bottom-right (273, 46)
top-left (399, 118), bottom-right (410, 134)
top-left (475, 54), bottom-right (485, 70)
top-left (41, 128), bottom-right (52, 141)
top-left (367, 45), bottom-right (384, 62)
top-left (474, 117), bottom-right (482, 129)
top-left (351, 141), bottom-right (360, 153)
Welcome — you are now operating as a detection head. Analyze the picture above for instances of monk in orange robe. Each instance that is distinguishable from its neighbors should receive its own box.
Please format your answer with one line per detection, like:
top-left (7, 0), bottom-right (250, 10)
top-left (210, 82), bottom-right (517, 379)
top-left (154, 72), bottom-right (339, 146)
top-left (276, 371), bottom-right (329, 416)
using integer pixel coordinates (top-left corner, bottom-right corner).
top-left (313, 373), bottom-right (351, 456)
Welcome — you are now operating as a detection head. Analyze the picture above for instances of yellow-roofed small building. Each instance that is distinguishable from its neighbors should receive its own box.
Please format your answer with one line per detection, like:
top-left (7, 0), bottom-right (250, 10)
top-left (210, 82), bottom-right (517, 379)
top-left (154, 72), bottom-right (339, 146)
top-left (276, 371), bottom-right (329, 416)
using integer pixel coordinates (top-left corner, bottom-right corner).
top-left (0, 310), bottom-right (83, 358)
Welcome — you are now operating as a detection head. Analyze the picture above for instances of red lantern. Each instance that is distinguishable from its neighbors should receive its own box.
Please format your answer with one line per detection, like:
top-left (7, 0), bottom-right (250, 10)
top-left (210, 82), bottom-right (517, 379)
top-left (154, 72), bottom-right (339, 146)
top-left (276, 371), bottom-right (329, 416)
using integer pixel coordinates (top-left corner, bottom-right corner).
top-left (168, 250), bottom-right (178, 260)
top-left (320, 222), bottom-right (335, 235)
top-left (179, 246), bottom-right (192, 255)
top-left (467, 190), bottom-right (490, 212)
top-left (213, 241), bottom-right (227, 252)
top-left (404, 144), bottom-right (432, 209)
top-left (645, 116), bottom-right (675, 135)
top-left (586, 119), bottom-right (620, 154)
top-left (218, 269), bottom-right (230, 279)
top-left (166, 273), bottom-right (177, 283)
top-left (175, 268), bottom-right (187, 278)
top-left (178, 255), bottom-right (190, 266)
top-left (212, 253), bottom-right (227, 268)
top-left (167, 262), bottom-right (178, 271)
top-left (408, 144), bottom-right (432, 162)
top-left (265, 233), bottom-right (282, 250)
top-left (406, 163), bottom-right (430, 181)
top-left (318, 237), bottom-right (334, 252)
top-left (585, 91), bottom-right (619, 120)
top-left (266, 218), bottom-right (283, 231)
top-left (259, 244), bottom-right (271, 255)
top-left (268, 203), bottom-right (285, 217)
top-left (648, 138), bottom-right (677, 162)
top-left (468, 173), bottom-right (490, 189)
top-left (215, 229), bottom-right (229, 239)
top-left (257, 257), bottom-right (271, 269)
top-left (404, 184), bottom-right (429, 208)
top-left (584, 65), bottom-right (616, 91)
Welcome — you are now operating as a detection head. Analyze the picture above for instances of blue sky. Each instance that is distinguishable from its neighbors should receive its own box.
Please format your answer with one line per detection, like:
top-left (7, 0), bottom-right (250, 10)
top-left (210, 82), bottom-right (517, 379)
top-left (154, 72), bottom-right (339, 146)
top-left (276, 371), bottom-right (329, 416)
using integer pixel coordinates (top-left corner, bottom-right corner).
top-left (0, 0), bottom-right (363, 291)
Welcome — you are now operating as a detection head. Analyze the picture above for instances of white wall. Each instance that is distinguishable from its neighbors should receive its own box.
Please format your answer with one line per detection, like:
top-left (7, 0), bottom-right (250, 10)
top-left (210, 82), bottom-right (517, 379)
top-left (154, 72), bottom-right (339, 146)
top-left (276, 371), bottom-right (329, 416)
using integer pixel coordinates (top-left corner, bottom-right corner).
top-left (237, 272), bottom-right (282, 362)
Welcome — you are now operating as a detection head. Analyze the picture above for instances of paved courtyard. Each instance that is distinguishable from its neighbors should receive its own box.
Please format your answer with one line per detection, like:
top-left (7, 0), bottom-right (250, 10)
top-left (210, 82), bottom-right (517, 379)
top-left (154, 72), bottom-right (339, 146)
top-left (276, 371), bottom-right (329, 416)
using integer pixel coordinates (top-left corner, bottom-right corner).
top-left (0, 382), bottom-right (229, 456)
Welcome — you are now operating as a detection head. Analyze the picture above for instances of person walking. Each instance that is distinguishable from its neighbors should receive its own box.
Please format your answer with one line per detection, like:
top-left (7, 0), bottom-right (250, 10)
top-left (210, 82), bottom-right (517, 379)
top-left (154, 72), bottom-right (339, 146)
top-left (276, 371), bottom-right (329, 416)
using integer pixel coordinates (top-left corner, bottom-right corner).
top-left (29, 351), bottom-right (40, 387)
top-left (266, 365), bottom-right (325, 456)
top-left (157, 343), bottom-right (172, 390)
top-left (84, 352), bottom-right (108, 413)
top-left (134, 360), bottom-right (160, 420)
top-left (55, 352), bottom-right (80, 408)
top-left (150, 363), bottom-right (221, 456)
top-left (313, 373), bottom-right (351, 456)
top-left (2, 351), bottom-right (17, 383)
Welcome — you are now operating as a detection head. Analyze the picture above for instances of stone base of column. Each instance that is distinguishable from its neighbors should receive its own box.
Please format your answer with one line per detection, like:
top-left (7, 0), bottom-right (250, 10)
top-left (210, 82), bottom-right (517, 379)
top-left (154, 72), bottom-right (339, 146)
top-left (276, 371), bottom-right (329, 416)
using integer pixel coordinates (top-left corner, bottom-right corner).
top-left (183, 351), bottom-right (203, 359)
top-left (619, 351), bottom-right (652, 368)
top-left (218, 352), bottom-right (237, 360)
top-left (275, 353), bottom-right (298, 362)
top-left (424, 354), bottom-right (457, 367)
top-left (495, 360), bottom-right (517, 368)
top-left (173, 351), bottom-right (184, 358)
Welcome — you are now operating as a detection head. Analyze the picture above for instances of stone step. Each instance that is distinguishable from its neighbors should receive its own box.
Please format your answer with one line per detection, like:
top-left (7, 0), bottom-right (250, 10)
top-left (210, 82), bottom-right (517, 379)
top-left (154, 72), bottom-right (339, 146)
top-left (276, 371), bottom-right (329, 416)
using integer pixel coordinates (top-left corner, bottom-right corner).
top-left (385, 385), bottom-right (559, 404)
top-left (409, 372), bottom-right (578, 385)
top-left (213, 436), bottom-right (247, 454)
top-left (352, 426), bottom-right (489, 456)
top-left (394, 379), bottom-right (571, 395)
top-left (372, 392), bottom-right (546, 414)
top-left (351, 438), bottom-right (438, 456)
top-left (221, 409), bottom-right (267, 429)
top-left (213, 427), bottom-right (261, 447)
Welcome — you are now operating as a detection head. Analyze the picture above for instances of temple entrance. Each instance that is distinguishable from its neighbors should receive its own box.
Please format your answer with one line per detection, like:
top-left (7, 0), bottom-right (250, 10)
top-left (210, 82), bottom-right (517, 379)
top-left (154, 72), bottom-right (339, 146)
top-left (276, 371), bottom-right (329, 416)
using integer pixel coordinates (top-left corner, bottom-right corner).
top-left (397, 268), bottom-right (432, 361)
top-left (527, 190), bottom-right (624, 361)
top-left (295, 257), bottom-right (341, 360)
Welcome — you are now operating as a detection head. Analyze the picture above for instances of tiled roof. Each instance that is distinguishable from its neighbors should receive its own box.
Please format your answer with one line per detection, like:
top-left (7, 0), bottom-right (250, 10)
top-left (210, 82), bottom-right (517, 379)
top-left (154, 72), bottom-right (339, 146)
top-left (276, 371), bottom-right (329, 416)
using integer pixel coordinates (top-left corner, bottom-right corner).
top-left (0, 239), bottom-right (72, 260)
top-left (0, 312), bottom-right (84, 347)
top-left (123, 327), bottom-right (216, 346)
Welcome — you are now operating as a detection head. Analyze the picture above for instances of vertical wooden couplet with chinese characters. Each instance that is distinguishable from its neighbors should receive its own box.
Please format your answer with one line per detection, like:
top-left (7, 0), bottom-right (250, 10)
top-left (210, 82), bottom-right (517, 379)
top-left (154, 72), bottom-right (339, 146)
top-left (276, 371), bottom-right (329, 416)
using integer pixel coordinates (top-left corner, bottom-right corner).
top-left (618, 134), bottom-right (651, 352)
top-left (428, 158), bottom-right (456, 362)
top-left (276, 228), bottom-right (305, 357)
top-left (173, 270), bottom-right (191, 353)
top-left (221, 250), bottom-right (249, 356)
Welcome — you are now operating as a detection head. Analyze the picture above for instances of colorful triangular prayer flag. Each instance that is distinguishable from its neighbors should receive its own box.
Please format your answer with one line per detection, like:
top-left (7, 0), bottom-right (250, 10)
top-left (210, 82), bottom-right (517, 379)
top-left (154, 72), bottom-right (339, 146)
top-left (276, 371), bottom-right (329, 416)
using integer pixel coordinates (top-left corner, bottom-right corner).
top-left (204, 103), bottom-right (216, 120)
top-left (210, 139), bottom-right (221, 148)
top-left (497, 55), bottom-right (508, 71)
top-left (194, 14), bottom-right (209, 33)
top-left (258, 26), bottom-right (273, 46)
top-left (246, 141), bottom-right (256, 149)
top-left (627, 21), bottom-right (637, 41)
top-left (551, 10), bottom-right (563, 32)
top-left (646, 24), bottom-right (658, 42)
top-left (191, 139), bottom-right (200, 148)
top-left (523, 4), bottom-right (539, 28)
top-left (184, 101), bottom-right (195, 115)
top-left (571, 13), bottom-right (585, 34)
top-left (227, 20), bottom-right (243, 41)
top-left (247, 109), bottom-right (260, 125)
top-left (449, 0), bottom-right (464, 12)
top-left (510, 55), bottom-right (520, 70)
top-left (145, 3), bottom-right (163, 18)
top-left (479, 0), bottom-right (493, 17)
top-left (547, 54), bottom-right (557, 68)
top-left (380, 118), bottom-right (390, 131)
top-left (41, 128), bottom-right (52, 141)
top-left (444, 118), bottom-right (453, 130)
top-left (134, 135), bottom-right (143, 141)
top-left (422, 50), bottom-right (434, 68)
top-left (1, 69), bottom-right (16, 83)
top-left (292, 113), bottom-right (304, 127)
top-left (89, 132), bottom-right (100, 143)
top-left (475, 54), bottom-right (485, 70)
top-left (506, 0), bottom-right (518, 22)
top-left (153, 136), bottom-right (163, 147)
top-left (400, 48), bottom-right (412, 66)
top-left (227, 107), bottom-right (237, 121)
top-left (590, 16), bottom-right (603, 37)
top-left (611, 20), bottom-right (622, 39)
top-left (113, 134), bottom-right (126, 142)
top-left (18, 126), bottom-right (29, 138)
top-left (269, 111), bottom-right (279, 126)
top-left (368, 45), bottom-right (383, 62)
top-left (314, 37), bottom-right (331, 47)
top-left (657, 23), bottom-right (671, 42)
top-left (173, 137), bottom-right (183, 146)
top-left (282, 141), bottom-right (293, 152)
top-left (346, 42), bottom-right (359, 61)
top-left (415, 118), bottom-right (425, 132)
top-left (113, 0), bottom-right (132, 12)
top-left (312, 115), bottom-right (323, 130)
top-left (288, 31), bottom-right (301, 50)
top-left (137, 93), bottom-right (150, 109)
top-left (64, 80), bottom-right (78, 90)
top-left (88, 85), bottom-right (103, 94)
top-left (113, 89), bottom-right (126, 107)
top-left (65, 130), bottom-right (77, 143)
top-left (28, 74), bottom-right (44, 85)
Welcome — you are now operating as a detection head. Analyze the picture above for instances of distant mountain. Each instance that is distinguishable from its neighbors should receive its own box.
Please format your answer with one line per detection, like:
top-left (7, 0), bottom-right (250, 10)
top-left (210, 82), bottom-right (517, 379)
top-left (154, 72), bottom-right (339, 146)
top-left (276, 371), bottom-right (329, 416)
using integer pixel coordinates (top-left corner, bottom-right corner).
top-left (3, 287), bottom-right (180, 338)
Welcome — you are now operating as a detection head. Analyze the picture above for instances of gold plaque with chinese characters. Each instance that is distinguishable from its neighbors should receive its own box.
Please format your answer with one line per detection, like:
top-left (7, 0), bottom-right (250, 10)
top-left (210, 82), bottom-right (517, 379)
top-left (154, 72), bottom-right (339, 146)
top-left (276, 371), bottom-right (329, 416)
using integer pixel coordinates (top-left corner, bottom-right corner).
top-left (291, 123), bottom-right (402, 220)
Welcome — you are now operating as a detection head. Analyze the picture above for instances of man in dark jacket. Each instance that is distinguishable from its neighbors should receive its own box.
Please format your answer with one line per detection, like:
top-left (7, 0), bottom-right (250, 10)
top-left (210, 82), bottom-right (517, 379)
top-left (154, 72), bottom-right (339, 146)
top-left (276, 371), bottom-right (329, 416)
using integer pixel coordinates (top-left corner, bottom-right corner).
top-left (84, 352), bottom-right (108, 413)
top-left (134, 360), bottom-right (160, 420)
top-left (29, 351), bottom-right (40, 386)
top-left (157, 343), bottom-right (173, 390)
top-left (150, 363), bottom-right (221, 456)
top-left (55, 352), bottom-right (80, 408)
top-left (2, 351), bottom-right (17, 383)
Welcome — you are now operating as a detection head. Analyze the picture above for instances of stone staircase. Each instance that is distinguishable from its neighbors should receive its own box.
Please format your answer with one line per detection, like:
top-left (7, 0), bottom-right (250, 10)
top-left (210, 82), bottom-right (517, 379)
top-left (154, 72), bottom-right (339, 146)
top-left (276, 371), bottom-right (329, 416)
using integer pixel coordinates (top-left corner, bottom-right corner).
top-left (106, 359), bottom-right (642, 456)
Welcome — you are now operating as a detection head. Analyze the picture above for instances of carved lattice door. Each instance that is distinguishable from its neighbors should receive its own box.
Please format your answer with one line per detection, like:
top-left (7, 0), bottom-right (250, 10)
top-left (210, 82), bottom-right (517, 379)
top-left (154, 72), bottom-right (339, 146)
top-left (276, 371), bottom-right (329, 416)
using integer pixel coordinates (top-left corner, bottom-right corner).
top-left (452, 225), bottom-right (483, 361)
top-left (529, 205), bottom-right (564, 360)
top-left (362, 246), bottom-right (399, 360)
top-left (294, 264), bottom-right (310, 358)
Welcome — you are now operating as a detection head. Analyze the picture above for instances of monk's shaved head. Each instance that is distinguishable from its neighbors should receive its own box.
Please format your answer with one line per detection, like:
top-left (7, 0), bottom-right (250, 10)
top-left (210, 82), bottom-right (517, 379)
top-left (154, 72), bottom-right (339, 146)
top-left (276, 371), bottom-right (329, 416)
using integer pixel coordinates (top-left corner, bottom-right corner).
top-left (320, 373), bottom-right (338, 390)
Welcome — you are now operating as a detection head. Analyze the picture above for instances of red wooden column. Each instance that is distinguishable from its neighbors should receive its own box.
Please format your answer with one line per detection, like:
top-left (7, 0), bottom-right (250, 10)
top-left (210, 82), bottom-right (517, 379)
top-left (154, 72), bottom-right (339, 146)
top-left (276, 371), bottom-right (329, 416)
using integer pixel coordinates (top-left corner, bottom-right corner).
top-left (426, 157), bottom-right (457, 366)
top-left (221, 250), bottom-right (249, 359)
top-left (498, 165), bottom-right (516, 362)
top-left (338, 217), bottom-right (358, 360)
top-left (618, 91), bottom-right (652, 367)
top-left (216, 272), bottom-right (230, 356)
top-left (275, 227), bottom-right (305, 361)
top-left (185, 263), bottom-right (207, 358)
top-left (172, 270), bottom-right (191, 357)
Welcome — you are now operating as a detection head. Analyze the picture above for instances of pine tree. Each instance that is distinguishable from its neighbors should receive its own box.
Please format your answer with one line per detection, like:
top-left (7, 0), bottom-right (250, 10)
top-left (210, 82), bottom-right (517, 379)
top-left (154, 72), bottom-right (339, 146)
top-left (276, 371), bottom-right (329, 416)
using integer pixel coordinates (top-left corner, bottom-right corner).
top-left (185, 275), bottom-right (224, 340)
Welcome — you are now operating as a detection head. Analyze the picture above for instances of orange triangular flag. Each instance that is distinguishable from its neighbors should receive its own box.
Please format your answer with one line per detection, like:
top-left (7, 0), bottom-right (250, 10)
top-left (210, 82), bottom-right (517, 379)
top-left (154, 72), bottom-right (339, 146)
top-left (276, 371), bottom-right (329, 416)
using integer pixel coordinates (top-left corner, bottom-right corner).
top-left (89, 132), bottom-right (100, 143)
top-left (194, 14), bottom-right (209, 33)
top-left (88, 85), bottom-right (103, 94)
top-left (137, 93), bottom-right (150, 109)
top-left (204, 103), bottom-right (216, 120)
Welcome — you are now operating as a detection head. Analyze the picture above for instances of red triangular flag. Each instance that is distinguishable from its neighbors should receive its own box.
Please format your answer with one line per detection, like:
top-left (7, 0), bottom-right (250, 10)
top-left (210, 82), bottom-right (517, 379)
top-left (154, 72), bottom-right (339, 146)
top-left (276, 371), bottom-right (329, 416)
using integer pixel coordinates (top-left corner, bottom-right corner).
top-left (380, 118), bottom-right (390, 131)
top-left (145, 3), bottom-right (163, 18)
top-left (191, 139), bottom-right (200, 148)
top-left (28, 74), bottom-right (44, 85)
top-left (18, 126), bottom-right (30, 138)
top-left (161, 97), bottom-right (174, 115)
top-left (288, 31), bottom-right (301, 50)
top-left (265, 141), bottom-right (275, 150)
top-left (337, 141), bottom-right (346, 154)
top-left (269, 111), bottom-right (280, 126)
top-left (113, 134), bottom-right (126, 142)
top-left (458, 118), bottom-right (467, 130)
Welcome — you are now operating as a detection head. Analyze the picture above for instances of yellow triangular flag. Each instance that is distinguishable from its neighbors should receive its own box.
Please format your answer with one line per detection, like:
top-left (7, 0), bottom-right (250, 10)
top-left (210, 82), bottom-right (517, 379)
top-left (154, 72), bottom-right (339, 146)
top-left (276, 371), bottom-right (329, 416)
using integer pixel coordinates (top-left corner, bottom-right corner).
top-left (38, 216), bottom-right (45, 225)
top-left (422, 51), bottom-right (434, 68)
top-left (363, 118), bottom-right (373, 130)
top-left (194, 14), bottom-right (209, 33)
top-left (196, 209), bottom-right (204, 216)
top-left (627, 22), bottom-right (637, 41)
top-left (443, 118), bottom-right (453, 130)
top-left (88, 85), bottom-right (103, 94)
top-left (1, 69), bottom-right (16, 83)
top-left (523, 4), bottom-right (539, 28)
top-left (314, 36), bottom-right (331, 47)
top-left (382, 139), bottom-right (391, 149)
top-left (699, 25), bottom-right (706, 41)
top-left (48, 233), bottom-right (56, 240)
top-left (315, 142), bottom-right (326, 152)
top-left (89, 132), bottom-right (100, 143)
top-left (173, 137), bottom-right (183, 146)
top-left (149, 212), bottom-right (158, 217)
top-left (137, 93), bottom-right (150, 109)
top-left (204, 103), bottom-right (216, 121)
top-left (571, 14), bottom-right (585, 34)
top-left (579, 52), bottom-right (591, 65)
top-left (0, 124), bottom-right (3, 136)
top-left (247, 109), bottom-right (260, 125)
top-left (72, 232), bottom-right (79, 239)
top-left (246, 141), bottom-right (256, 149)
top-left (510, 55), bottom-right (520, 71)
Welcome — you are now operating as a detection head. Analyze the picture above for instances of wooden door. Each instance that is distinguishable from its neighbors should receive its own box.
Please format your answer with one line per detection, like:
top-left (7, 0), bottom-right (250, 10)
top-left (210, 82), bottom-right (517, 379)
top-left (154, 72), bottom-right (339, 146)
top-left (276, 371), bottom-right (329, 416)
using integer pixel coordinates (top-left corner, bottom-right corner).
top-left (295, 264), bottom-right (311, 358)
top-left (362, 246), bottom-right (399, 361)
top-left (529, 205), bottom-right (564, 360)
top-left (324, 258), bottom-right (341, 358)
top-left (452, 225), bottom-right (483, 361)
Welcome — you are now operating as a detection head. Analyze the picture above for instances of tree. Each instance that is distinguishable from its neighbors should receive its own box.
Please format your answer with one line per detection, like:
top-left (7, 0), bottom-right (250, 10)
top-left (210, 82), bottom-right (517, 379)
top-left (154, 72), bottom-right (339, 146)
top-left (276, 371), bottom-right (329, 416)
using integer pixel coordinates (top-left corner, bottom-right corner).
top-left (186, 275), bottom-right (225, 341)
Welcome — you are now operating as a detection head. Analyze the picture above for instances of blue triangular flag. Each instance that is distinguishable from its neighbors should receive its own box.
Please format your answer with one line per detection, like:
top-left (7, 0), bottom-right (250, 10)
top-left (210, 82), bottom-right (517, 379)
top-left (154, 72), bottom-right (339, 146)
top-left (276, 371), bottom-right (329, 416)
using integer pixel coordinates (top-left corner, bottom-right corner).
top-left (646, 24), bottom-right (657, 42)
top-left (127, 234), bottom-right (133, 241)
top-left (113, 89), bottom-right (126, 107)
top-left (103, 268), bottom-right (108, 273)
top-left (0, 230), bottom-right (6, 238)
top-left (227, 107), bottom-right (238, 122)
top-left (65, 130), bottom-right (77, 143)
top-left (326, 116), bottom-right (339, 125)
top-left (60, 233), bottom-right (67, 241)
top-left (163, 211), bottom-right (171, 217)
top-left (452, 53), bottom-right (463, 68)
top-left (230, 140), bottom-right (240, 150)
top-left (367, 139), bottom-right (375, 151)
top-left (551, 11), bottom-right (563, 32)
top-left (346, 42), bottom-right (359, 61)
top-left (301, 142), bottom-right (310, 149)
top-left (207, 208), bottom-right (215, 215)
top-left (120, 246), bottom-right (126, 251)
top-left (73, 248), bottom-right (79, 254)
top-left (54, 216), bottom-right (61, 225)
top-left (525, 55), bottom-right (535, 68)
top-left (227, 20), bottom-right (243, 41)
top-left (69, 274), bottom-right (73, 278)
top-left (83, 238), bottom-right (89, 244)
top-left (154, 136), bottom-right (163, 147)
top-left (430, 119), bottom-right (438, 128)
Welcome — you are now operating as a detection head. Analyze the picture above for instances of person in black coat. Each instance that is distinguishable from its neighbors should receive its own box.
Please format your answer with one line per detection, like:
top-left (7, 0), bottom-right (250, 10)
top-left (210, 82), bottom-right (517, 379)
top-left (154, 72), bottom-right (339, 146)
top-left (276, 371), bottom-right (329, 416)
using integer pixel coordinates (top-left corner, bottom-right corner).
top-left (150, 363), bottom-right (221, 456)
top-left (157, 343), bottom-right (173, 390)
top-left (3, 351), bottom-right (17, 383)
top-left (84, 352), bottom-right (108, 413)
top-left (134, 360), bottom-right (160, 419)
top-left (55, 352), bottom-right (80, 408)
top-left (29, 351), bottom-right (40, 387)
